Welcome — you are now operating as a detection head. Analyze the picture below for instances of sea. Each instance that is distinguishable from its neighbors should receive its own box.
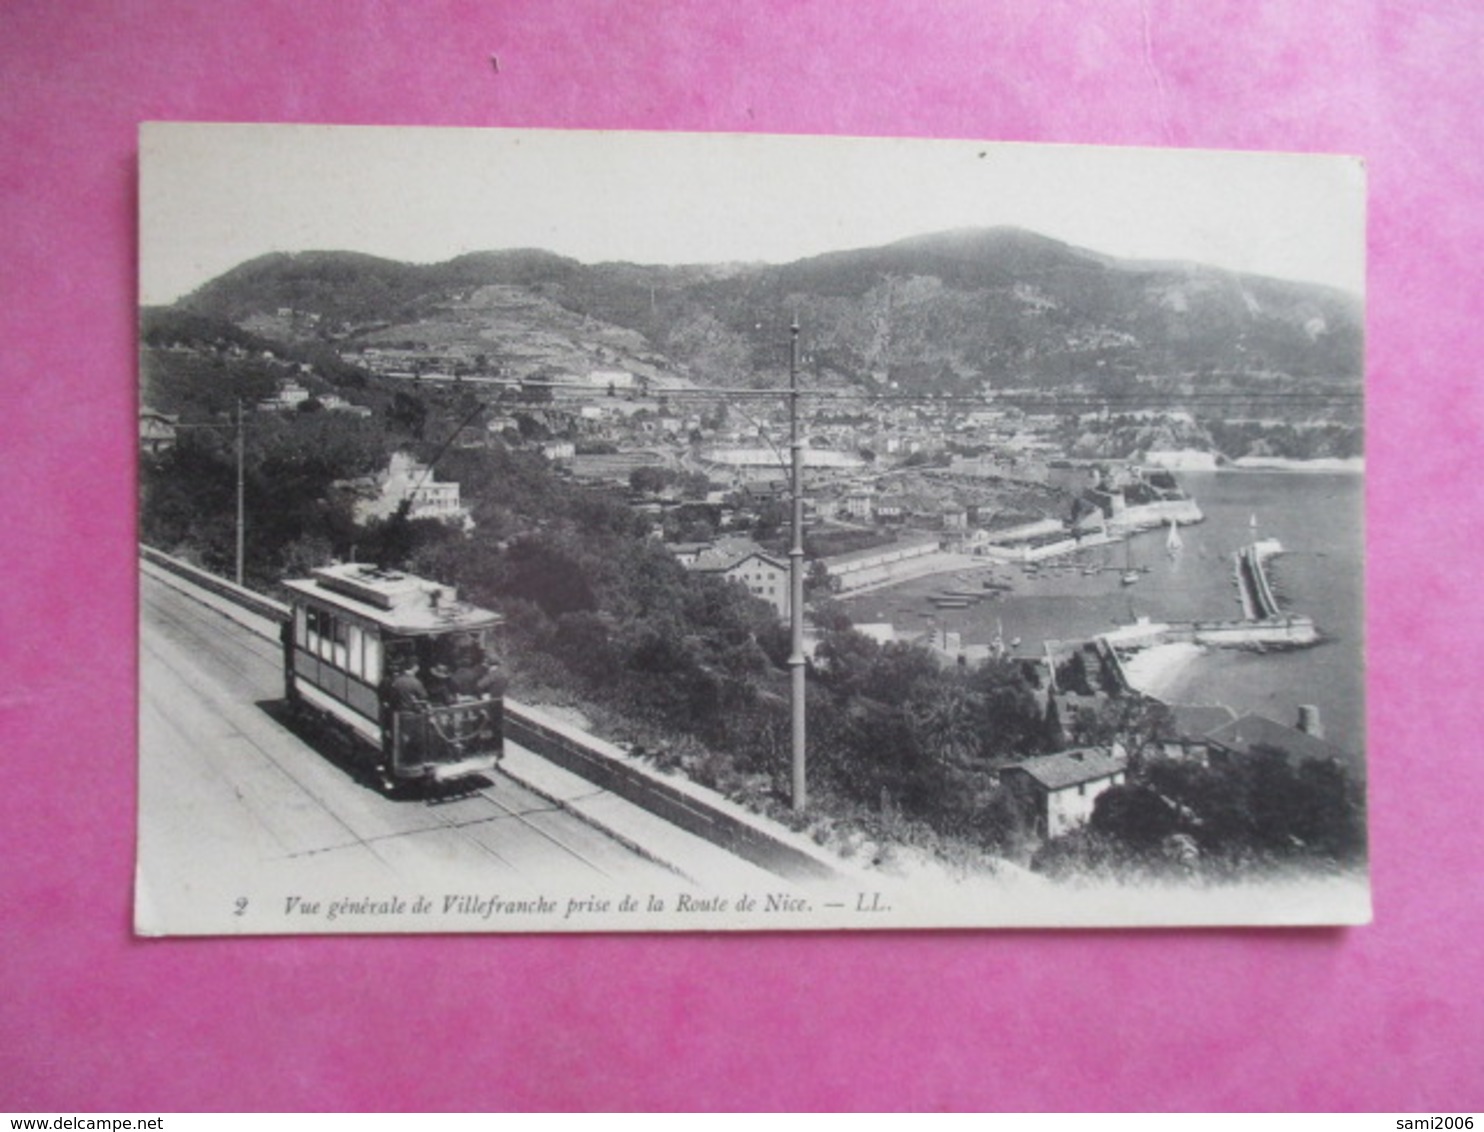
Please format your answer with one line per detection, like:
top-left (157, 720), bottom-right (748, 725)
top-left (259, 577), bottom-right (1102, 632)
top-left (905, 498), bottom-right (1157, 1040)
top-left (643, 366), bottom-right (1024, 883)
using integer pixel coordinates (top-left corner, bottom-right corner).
top-left (839, 470), bottom-right (1366, 760)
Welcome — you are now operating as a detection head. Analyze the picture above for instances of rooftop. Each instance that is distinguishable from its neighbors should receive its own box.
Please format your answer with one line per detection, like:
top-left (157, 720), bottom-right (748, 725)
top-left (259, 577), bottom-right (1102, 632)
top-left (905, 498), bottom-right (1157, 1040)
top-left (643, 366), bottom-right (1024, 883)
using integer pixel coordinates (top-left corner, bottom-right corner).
top-left (1004, 747), bottom-right (1126, 791)
top-left (283, 563), bottom-right (502, 635)
top-left (1204, 712), bottom-right (1351, 764)
top-left (687, 537), bottom-right (786, 574)
top-left (1160, 704), bottom-right (1240, 742)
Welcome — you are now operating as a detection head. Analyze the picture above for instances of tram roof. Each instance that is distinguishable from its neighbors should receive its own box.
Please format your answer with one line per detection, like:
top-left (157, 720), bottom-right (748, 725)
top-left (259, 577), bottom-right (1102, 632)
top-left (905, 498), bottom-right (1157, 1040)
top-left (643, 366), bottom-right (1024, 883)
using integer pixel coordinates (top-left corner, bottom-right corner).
top-left (283, 563), bottom-right (502, 635)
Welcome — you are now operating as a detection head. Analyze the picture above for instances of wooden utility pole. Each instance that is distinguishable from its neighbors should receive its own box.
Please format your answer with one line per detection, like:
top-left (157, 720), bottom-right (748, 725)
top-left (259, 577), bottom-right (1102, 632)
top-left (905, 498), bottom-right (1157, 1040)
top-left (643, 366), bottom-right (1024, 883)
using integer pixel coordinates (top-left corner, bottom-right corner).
top-left (235, 399), bottom-right (245, 586)
top-left (788, 318), bottom-right (807, 812)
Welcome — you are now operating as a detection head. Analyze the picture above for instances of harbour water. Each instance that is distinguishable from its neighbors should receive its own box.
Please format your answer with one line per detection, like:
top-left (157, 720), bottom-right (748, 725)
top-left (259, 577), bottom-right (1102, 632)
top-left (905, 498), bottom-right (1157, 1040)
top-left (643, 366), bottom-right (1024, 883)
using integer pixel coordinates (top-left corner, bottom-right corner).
top-left (840, 470), bottom-right (1365, 760)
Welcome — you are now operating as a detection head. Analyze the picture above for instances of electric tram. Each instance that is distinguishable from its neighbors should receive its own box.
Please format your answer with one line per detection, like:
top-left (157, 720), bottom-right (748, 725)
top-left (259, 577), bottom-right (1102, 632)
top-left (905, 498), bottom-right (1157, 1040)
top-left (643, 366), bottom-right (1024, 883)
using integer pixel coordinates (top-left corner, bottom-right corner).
top-left (282, 563), bottom-right (506, 792)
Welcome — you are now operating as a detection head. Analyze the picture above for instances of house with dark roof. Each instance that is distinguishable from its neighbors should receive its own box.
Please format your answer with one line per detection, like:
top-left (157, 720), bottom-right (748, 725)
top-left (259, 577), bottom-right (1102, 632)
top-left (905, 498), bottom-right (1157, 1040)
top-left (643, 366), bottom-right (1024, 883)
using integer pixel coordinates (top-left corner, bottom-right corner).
top-left (1000, 747), bottom-right (1128, 840)
top-left (1155, 704), bottom-right (1240, 762)
top-left (684, 537), bottom-right (790, 620)
top-left (1203, 712), bottom-right (1352, 769)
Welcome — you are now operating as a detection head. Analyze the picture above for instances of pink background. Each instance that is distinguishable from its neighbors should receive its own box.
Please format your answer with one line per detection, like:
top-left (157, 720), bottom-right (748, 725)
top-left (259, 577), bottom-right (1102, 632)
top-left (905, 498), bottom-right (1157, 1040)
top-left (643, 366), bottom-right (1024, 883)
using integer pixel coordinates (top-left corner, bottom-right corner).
top-left (3, 0), bottom-right (1481, 1112)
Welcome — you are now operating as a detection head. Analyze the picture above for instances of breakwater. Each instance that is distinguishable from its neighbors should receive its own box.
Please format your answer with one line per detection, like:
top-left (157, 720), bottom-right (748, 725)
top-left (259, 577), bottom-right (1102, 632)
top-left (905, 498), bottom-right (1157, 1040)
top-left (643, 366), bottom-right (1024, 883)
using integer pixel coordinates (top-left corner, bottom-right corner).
top-left (1204, 538), bottom-right (1320, 645)
top-left (1168, 615), bottom-right (1317, 648)
top-left (1096, 538), bottom-right (1319, 681)
top-left (857, 471), bottom-right (1361, 752)
top-left (1236, 540), bottom-right (1284, 620)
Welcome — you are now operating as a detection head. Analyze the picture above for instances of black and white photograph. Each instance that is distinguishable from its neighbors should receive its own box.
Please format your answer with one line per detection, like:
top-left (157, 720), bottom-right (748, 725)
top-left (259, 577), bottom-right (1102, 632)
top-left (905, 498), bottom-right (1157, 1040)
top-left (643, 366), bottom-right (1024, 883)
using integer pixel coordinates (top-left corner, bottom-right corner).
top-left (137, 123), bottom-right (1367, 933)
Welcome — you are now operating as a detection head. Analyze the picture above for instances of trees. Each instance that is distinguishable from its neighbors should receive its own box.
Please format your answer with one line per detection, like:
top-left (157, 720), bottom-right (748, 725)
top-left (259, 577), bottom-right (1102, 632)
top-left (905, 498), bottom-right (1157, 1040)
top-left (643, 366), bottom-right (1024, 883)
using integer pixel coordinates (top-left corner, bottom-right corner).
top-left (904, 680), bottom-right (983, 768)
top-left (502, 533), bottom-right (599, 618)
top-left (628, 465), bottom-right (672, 495)
top-left (387, 390), bottom-right (428, 438)
top-left (1035, 746), bottom-right (1370, 878)
top-left (1070, 694), bottom-right (1173, 765)
top-left (1090, 785), bottom-right (1180, 851)
top-left (969, 658), bottom-right (1052, 759)
top-left (139, 409), bottom-right (394, 588)
top-left (804, 559), bottom-right (835, 601)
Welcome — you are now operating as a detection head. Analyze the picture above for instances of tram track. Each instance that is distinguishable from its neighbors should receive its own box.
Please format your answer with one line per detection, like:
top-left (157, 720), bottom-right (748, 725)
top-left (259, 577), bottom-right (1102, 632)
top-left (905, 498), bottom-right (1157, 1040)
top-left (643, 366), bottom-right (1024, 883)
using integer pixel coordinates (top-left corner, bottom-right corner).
top-left (460, 781), bottom-right (619, 881)
top-left (141, 625), bottom-right (400, 873)
top-left (142, 570), bottom-right (672, 882)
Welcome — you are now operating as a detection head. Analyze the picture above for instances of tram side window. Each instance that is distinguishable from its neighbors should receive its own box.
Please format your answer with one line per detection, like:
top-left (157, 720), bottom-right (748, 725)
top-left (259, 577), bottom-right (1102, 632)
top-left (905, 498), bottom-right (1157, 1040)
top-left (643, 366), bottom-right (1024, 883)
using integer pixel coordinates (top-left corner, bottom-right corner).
top-left (363, 633), bottom-right (382, 686)
top-left (332, 618), bottom-right (349, 670)
top-left (347, 624), bottom-right (363, 679)
top-left (343, 624), bottom-right (382, 684)
top-left (317, 609), bottom-right (333, 662)
top-left (304, 607), bottom-right (324, 656)
top-left (295, 605), bottom-right (307, 648)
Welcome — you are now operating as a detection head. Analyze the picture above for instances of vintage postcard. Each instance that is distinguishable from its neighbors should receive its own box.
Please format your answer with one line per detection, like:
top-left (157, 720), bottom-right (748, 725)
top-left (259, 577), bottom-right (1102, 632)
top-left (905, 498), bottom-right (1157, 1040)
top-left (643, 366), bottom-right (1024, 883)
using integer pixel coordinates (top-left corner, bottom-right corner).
top-left (137, 123), bottom-right (1367, 933)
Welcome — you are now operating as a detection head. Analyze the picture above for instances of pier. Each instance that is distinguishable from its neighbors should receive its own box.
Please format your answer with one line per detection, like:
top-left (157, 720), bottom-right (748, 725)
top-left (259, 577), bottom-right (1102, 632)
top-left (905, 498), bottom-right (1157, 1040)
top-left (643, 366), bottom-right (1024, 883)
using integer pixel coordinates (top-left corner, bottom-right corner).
top-left (1236, 539), bottom-right (1284, 620)
top-left (1090, 538), bottom-right (1319, 686)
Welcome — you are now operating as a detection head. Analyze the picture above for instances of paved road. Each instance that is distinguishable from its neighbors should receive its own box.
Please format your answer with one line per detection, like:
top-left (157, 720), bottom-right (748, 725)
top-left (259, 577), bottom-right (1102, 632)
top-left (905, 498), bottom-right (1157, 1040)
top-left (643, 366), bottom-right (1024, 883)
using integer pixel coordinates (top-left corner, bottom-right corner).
top-left (139, 572), bottom-right (681, 931)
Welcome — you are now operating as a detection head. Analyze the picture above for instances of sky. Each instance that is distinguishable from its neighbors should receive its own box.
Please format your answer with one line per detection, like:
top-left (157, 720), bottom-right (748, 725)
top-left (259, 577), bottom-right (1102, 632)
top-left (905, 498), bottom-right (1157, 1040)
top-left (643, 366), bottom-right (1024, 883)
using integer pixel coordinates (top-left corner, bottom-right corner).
top-left (139, 123), bottom-right (1365, 306)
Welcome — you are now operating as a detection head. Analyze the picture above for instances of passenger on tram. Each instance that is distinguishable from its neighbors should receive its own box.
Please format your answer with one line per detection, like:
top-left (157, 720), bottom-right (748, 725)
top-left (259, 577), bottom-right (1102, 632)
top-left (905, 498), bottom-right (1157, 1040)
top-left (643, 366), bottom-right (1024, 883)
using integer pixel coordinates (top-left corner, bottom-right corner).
top-left (476, 654), bottom-right (508, 700)
top-left (389, 662), bottom-right (429, 711)
top-left (450, 645), bottom-right (507, 700)
top-left (425, 663), bottom-right (455, 706)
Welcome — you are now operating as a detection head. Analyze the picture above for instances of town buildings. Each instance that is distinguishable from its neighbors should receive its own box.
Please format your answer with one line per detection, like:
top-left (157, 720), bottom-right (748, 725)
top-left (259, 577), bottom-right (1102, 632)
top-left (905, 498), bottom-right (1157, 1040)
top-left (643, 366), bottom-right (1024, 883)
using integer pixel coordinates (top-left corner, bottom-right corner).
top-left (679, 536), bottom-right (791, 620)
top-left (351, 452), bottom-right (472, 529)
top-left (139, 410), bottom-right (178, 455)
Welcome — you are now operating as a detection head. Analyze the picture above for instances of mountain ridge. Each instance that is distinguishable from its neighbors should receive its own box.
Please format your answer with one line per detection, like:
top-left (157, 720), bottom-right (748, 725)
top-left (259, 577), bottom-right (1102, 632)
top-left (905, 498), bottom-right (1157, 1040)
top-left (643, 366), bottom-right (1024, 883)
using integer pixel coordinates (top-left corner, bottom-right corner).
top-left (174, 226), bottom-right (1363, 403)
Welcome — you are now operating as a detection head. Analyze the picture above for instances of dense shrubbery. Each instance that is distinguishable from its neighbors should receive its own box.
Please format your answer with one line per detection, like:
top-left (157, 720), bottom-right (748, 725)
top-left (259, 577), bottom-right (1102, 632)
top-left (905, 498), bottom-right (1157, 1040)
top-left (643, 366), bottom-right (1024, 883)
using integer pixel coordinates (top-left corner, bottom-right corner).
top-left (139, 409), bottom-right (400, 588)
top-left (1203, 418), bottom-right (1364, 461)
top-left (1033, 746), bottom-right (1366, 880)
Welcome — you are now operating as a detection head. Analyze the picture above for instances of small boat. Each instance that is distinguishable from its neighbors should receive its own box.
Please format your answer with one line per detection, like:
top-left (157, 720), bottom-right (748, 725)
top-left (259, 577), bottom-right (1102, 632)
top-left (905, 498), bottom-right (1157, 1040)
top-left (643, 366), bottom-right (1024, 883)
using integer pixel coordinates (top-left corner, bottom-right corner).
top-left (1166, 519), bottom-right (1183, 555)
top-left (1121, 570), bottom-right (1140, 586)
top-left (929, 597), bottom-right (972, 609)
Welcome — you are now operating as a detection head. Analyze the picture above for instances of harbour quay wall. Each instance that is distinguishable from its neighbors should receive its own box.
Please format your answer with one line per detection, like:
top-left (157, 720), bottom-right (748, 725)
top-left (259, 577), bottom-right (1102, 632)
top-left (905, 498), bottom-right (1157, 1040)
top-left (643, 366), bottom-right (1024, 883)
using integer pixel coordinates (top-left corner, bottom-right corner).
top-left (1108, 498), bottom-right (1204, 533)
top-left (976, 530), bottom-right (1119, 565)
top-left (1165, 615), bottom-right (1319, 648)
top-left (824, 537), bottom-right (943, 592)
top-left (1095, 615), bottom-right (1319, 697)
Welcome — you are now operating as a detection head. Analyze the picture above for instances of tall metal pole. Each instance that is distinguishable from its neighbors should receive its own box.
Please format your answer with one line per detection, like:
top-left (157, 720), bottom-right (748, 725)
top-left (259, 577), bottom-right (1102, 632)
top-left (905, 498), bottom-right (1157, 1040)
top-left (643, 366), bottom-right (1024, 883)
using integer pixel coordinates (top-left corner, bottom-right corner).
top-left (235, 399), bottom-right (245, 586)
top-left (788, 318), bottom-right (807, 812)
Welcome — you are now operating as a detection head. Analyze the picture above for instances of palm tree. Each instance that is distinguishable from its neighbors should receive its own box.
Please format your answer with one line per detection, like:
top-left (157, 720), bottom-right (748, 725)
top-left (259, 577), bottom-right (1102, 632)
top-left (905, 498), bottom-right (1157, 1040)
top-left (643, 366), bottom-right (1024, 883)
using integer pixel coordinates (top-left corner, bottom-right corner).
top-left (905, 681), bottom-right (983, 768)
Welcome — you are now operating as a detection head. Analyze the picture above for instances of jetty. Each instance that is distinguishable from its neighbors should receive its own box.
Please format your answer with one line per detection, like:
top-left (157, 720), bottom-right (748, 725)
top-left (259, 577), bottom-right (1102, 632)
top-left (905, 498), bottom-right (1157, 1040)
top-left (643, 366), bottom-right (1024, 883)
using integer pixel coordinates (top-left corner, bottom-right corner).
top-left (1090, 539), bottom-right (1319, 673)
top-left (1236, 539), bottom-right (1283, 620)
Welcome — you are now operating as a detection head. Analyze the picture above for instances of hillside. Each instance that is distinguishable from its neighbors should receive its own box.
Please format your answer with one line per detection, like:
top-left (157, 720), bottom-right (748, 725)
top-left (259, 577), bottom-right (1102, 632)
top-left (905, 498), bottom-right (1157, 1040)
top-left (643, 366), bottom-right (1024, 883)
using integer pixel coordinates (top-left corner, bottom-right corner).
top-left (175, 227), bottom-right (1363, 408)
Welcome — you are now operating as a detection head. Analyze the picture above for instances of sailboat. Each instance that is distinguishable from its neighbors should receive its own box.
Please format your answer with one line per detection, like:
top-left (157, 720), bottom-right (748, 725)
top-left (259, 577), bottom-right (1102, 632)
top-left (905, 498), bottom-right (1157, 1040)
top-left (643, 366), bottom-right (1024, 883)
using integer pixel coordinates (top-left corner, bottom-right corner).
top-left (1121, 536), bottom-right (1140, 586)
top-left (1166, 518), bottom-right (1183, 556)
